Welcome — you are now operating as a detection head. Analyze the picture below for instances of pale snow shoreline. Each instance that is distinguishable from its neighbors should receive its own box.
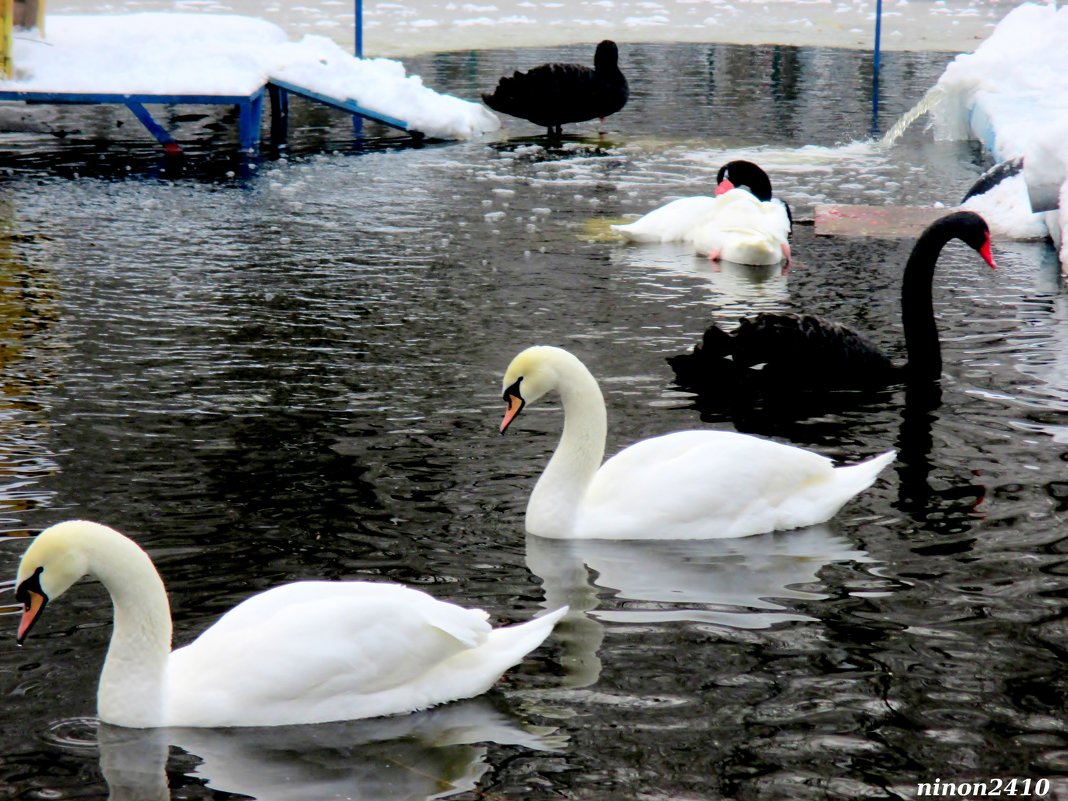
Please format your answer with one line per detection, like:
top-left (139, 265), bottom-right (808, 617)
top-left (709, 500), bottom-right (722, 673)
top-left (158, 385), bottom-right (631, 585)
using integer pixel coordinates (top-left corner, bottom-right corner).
top-left (49, 0), bottom-right (1029, 58)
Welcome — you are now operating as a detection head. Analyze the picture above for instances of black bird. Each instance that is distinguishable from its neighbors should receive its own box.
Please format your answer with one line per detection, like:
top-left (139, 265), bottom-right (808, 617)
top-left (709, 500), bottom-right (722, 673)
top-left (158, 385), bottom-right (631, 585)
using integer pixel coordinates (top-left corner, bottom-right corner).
top-left (961, 157), bottom-right (1024, 204)
top-left (668, 211), bottom-right (998, 393)
top-left (482, 40), bottom-right (628, 138)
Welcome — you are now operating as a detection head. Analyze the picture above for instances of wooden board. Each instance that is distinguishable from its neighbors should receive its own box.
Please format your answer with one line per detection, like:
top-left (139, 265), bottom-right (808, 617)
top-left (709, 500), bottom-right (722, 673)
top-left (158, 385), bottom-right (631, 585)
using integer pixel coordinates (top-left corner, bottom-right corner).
top-left (814, 204), bottom-right (952, 238)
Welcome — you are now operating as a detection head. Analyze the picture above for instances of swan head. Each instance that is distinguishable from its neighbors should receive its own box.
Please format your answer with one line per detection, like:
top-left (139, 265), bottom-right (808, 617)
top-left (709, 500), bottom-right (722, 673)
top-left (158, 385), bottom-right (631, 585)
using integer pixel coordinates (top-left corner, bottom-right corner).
top-left (14, 521), bottom-right (104, 645)
top-left (939, 210), bottom-right (997, 269)
top-left (499, 346), bottom-right (572, 433)
top-left (594, 40), bottom-right (620, 71)
top-left (715, 160), bottom-right (773, 202)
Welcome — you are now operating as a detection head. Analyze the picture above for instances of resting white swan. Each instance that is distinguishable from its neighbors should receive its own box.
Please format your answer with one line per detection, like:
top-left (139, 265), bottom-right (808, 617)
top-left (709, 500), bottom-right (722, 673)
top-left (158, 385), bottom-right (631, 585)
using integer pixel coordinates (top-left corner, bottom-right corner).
top-left (688, 190), bottom-right (793, 265)
top-left (611, 160), bottom-right (792, 266)
top-left (14, 520), bottom-right (567, 728)
top-left (499, 346), bottom-right (895, 540)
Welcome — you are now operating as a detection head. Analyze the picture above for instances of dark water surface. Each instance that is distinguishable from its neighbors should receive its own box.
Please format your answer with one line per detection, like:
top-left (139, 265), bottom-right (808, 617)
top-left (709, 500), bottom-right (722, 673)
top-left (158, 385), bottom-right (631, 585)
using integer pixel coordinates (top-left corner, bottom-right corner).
top-left (0, 42), bottom-right (1066, 800)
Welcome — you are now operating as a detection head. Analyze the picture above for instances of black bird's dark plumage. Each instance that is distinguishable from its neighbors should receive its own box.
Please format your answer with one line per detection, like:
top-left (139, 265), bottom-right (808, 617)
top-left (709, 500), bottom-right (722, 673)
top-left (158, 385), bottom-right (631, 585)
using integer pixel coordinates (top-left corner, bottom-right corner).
top-left (669, 312), bottom-right (895, 393)
top-left (482, 40), bottom-right (628, 137)
top-left (669, 211), bottom-right (997, 394)
top-left (961, 157), bottom-right (1024, 203)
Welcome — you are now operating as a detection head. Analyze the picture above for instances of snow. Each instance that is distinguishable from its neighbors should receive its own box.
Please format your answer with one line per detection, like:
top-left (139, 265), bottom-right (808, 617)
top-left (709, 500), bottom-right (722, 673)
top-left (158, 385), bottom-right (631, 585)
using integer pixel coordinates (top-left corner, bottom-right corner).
top-left (49, 0), bottom-right (1021, 57)
top-left (960, 174), bottom-right (1049, 241)
top-left (0, 13), bottom-right (500, 140)
top-left (930, 2), bottom-right (1068, 270)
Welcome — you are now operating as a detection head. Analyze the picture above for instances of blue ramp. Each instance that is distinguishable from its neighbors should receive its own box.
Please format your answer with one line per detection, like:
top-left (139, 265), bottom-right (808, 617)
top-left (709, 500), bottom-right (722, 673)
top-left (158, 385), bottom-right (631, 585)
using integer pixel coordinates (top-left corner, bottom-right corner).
top-left (267, 78), bottom-right (420, 139)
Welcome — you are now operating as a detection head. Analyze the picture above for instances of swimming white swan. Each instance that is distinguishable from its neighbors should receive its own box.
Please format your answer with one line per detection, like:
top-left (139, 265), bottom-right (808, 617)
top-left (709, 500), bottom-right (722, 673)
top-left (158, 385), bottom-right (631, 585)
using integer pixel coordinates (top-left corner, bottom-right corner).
top-left (499, 346), bottom-right (895, 539)
top-left (611, 160), bottom-right (792, 265)
top-left (14, 520), bottom-right (567, 728)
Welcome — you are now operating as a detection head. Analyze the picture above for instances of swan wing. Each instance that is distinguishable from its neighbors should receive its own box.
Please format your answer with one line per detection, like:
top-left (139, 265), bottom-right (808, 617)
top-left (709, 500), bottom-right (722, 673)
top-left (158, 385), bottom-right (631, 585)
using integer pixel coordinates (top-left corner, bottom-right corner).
top-left (578, 431), bottom-right (880, 539)
top-left (733, 313), bottom-right (895, 379)
top-left (165, 582), bottom-right (493, 726)
top-left (483, 62), bottom-right (595, 124)
top-left (483, 60), bottom-right (625, 126)
top-left (612, 196), bottom-right (719, 242)
top-left (688, 192), bottom-right (791, 262)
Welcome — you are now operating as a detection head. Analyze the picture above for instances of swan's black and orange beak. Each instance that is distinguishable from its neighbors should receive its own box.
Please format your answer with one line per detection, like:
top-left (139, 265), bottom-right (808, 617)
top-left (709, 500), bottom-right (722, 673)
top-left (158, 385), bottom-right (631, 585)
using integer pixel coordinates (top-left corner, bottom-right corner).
top-left (979, 235), bottom-right (997, 270)
top-left (500, 379), bottom-right (525, 434)
top-left (15, 567), bottom-right (47, 646)
top-left (715, 178), bottom-right (734, 196)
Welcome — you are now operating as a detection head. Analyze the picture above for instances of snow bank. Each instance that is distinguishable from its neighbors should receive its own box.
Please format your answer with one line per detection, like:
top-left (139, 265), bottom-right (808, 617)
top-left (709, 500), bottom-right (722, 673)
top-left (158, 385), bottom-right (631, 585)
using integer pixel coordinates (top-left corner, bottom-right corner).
top-left (0, 13), bottom-right (499, 140)
top-left (930, 3), bottom-right (1068, 264)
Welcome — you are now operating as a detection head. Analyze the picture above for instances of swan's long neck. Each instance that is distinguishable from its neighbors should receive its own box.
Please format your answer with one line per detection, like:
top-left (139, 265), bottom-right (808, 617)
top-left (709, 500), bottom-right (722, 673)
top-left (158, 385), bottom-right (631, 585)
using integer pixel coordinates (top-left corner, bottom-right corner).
top-left (901, 219), bottom-right (956, 382)
top-left (527, 358), bottom-right (607, 536)
top-left (85, 528), bottom-right (172, 728)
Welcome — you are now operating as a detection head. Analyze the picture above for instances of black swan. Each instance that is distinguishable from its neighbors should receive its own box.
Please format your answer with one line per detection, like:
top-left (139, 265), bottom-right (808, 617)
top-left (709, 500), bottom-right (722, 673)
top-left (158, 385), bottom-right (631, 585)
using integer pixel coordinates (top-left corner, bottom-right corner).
top-left (668, 211), bottom-right (997, 392)
top-left (481, 40), bottom-right (628, 137)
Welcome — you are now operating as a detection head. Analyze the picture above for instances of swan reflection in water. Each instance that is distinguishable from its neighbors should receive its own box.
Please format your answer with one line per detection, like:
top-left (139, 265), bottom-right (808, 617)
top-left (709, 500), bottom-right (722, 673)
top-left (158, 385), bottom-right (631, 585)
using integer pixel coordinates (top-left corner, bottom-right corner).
top-left (608, 241), bottom-right (790, 315)
top-left (94, 697), bottom-right (563, 801)
top-left (527, 525), bottom-right (872, 687)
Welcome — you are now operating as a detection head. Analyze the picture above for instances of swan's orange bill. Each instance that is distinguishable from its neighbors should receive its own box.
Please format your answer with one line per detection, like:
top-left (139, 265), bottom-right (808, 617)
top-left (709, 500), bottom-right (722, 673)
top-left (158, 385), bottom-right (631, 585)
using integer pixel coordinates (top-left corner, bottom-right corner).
top-left (17, 590), bottom-right (45, 645)
top-left (500, 394), bottom-right (524, 434)
top-left (979, 238), bottom-right (997, 270)
top-left (715, 179), bottom-right (734, 196)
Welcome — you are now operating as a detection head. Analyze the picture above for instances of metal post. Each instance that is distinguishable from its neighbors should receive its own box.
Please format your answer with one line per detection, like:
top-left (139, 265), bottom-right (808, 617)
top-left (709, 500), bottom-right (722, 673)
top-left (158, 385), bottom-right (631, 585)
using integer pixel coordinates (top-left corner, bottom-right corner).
top-left (268, 83), bottom-right (289, 153)
top-left (125, 101), bottom-right (181, 154)
top-left (871, 0), bottom-right (882, 134)
top-left (353, 0), bottom-right (363, 139)
top-left (354, 0), bottom-right (363, 59)
top-left (237, 87), bottom-right (265, 154)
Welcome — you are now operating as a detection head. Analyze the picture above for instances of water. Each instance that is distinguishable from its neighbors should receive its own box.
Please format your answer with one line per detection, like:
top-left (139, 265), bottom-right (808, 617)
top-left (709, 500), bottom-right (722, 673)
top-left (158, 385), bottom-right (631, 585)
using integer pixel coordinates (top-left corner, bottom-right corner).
top-left (0, 42), bottom-right (1066, 800)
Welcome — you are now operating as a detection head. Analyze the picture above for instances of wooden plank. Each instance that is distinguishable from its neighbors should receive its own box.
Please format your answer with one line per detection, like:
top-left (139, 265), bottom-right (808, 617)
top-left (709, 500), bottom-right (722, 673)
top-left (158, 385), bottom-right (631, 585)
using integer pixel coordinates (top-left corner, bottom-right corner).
top-left (814, 204), bottom-right (951, 238)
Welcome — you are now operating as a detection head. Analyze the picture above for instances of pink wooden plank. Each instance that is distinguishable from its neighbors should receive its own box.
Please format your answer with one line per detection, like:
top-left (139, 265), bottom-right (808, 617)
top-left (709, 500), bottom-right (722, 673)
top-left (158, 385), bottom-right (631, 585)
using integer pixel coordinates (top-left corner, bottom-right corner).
top-left (814, 204), bottom-right (951, 238)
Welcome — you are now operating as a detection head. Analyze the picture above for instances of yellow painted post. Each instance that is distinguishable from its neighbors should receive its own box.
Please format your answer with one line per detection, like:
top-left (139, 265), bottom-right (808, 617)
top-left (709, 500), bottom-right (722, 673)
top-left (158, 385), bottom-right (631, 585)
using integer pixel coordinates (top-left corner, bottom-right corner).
top-left (0, 0), bottom-right (13, 80)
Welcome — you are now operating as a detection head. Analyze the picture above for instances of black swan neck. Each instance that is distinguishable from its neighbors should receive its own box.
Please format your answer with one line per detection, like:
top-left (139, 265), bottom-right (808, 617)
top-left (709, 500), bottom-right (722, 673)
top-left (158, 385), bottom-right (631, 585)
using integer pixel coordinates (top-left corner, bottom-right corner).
top-left (900, 217), bottom-right (962, 382)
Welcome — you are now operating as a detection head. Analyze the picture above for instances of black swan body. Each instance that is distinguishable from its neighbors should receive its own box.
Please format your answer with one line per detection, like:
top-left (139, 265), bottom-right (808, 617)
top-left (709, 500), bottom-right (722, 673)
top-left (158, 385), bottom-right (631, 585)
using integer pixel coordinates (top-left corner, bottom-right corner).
top-left (669, 211), bottom-right (997, 393)
top-left (482, 40), bottom-right (628, 137)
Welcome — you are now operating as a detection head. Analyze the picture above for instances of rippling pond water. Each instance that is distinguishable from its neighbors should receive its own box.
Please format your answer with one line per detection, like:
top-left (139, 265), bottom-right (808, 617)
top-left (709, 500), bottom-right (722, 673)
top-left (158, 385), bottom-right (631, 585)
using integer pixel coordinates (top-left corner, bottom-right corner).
top-left (0, 42), bottom-right (1066, 801)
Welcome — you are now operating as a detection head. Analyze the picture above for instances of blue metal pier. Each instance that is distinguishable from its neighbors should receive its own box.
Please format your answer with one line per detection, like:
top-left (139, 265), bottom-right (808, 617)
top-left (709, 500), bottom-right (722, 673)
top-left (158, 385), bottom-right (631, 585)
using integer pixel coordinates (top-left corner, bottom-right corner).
top-left (0, 1), bottom-right (425, 153)
top-left (0, 79), bottom-right (418, 154)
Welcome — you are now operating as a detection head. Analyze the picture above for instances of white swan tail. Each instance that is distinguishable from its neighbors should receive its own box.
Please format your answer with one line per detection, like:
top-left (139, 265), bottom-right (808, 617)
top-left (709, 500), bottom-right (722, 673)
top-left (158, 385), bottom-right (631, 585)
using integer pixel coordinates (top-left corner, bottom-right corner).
top-left (480, 605), bottom-right (569, 668)
top-left (826, 450), bottom-right (896, 513)
top-left (429, 606), bottom-right (569, 699)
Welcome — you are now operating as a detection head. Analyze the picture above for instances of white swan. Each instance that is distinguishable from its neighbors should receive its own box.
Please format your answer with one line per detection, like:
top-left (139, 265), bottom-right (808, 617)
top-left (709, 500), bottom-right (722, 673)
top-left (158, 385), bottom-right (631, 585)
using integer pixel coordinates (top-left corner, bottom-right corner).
top-left (688, 190), bottom-right (793, 265)
top-left (611, 160), bottom-right (792, 265)
top-left (499, 346), bottom-right (895, 540)
top-left (14, 520), bottom-right (567, 728)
